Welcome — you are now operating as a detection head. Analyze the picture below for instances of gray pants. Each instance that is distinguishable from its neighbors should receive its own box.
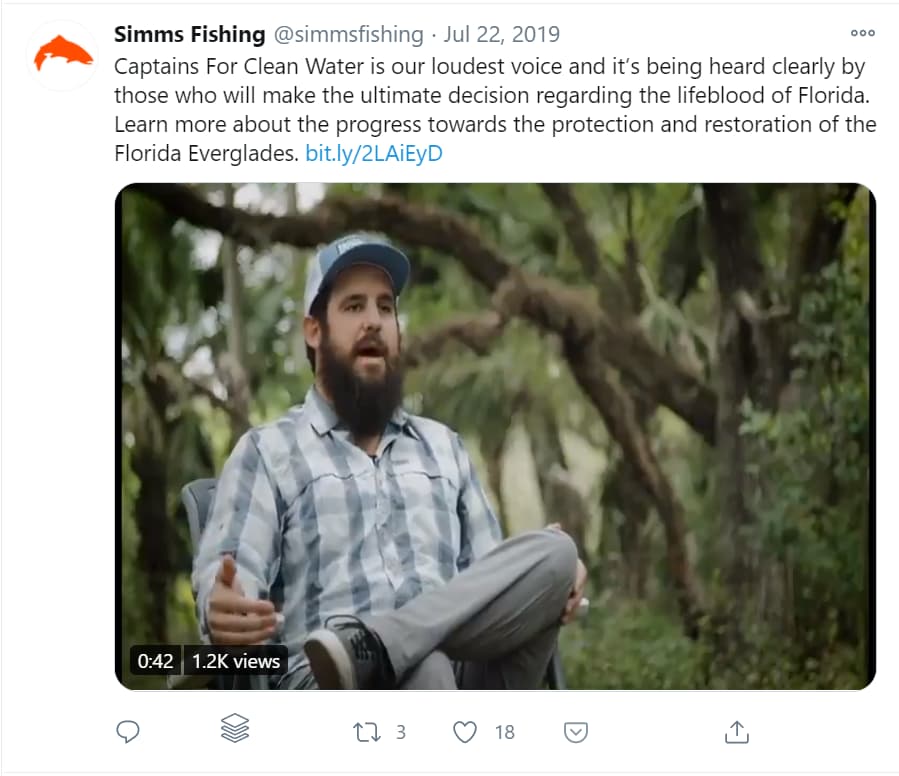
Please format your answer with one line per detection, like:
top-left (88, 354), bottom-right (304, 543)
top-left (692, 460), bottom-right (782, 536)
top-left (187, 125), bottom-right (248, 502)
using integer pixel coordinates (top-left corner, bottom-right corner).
top-left (366, 527), bottom-right (578, 689)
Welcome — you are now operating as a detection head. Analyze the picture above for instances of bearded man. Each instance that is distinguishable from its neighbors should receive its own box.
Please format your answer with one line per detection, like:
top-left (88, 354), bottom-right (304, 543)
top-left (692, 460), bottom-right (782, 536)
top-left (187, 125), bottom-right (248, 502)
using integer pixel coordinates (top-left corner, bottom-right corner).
top-left (193, 233), bottom-right (587, 690)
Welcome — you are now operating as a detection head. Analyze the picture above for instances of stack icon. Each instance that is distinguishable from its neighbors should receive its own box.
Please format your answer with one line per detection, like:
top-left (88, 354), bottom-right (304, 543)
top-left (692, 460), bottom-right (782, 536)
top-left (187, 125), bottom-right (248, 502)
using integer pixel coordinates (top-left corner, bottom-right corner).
top-left (221, 713), bottom-right (249, 743)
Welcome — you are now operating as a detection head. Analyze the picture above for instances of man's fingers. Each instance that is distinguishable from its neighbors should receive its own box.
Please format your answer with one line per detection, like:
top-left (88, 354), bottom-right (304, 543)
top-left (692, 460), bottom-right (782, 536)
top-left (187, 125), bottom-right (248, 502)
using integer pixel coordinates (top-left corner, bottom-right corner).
top-left (210, 587), bottom-right (275, 616)
top-left (211, 627), bottom-right (276, 645)
top-left (558, 594), bottom-right (576, 624)
top-left (216, 554), bottom-right (238, 586)
top-left (211, 597), bottom-right (275, 617)
top-left (208, 611), bottom-right (278, 633)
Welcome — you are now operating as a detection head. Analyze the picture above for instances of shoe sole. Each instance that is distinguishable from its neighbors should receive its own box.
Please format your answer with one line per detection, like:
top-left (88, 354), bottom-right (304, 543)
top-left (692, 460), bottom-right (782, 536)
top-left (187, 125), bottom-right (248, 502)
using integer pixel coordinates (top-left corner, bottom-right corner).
top-left (304, 629), bottom-right (357, 690)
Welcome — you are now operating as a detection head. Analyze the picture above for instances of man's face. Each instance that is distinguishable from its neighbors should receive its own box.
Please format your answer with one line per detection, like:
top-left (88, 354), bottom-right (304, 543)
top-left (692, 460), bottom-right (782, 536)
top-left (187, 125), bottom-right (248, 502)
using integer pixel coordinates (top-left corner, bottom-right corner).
top-left (320, 264), bottom-right (401, 379)
top-left (304, 263), bottom-right (404, 438)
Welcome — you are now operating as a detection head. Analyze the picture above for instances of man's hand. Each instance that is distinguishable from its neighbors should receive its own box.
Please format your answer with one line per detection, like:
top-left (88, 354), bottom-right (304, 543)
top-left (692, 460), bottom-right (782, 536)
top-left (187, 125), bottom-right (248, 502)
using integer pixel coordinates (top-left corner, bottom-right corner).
top-left (546, 523), bottom-right (588, 625)
top-left (207, 554), bottom-right (278, 645)
top-left (561, 558), bottom-right (588, 625)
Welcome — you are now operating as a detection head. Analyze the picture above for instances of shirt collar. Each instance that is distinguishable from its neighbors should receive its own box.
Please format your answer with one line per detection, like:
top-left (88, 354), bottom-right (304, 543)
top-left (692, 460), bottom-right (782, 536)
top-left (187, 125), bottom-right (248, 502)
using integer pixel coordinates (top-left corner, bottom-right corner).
top-left (305, 384), bottom-right (419, 439)
top-left (305, 385), bottom-right (340, 435)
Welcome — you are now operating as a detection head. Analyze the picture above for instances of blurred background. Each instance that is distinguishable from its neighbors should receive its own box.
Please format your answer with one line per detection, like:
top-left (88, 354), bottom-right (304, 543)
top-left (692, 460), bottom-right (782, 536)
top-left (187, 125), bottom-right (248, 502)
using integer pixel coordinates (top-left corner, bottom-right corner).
top-left (119, 182), bottom-right (871, 690)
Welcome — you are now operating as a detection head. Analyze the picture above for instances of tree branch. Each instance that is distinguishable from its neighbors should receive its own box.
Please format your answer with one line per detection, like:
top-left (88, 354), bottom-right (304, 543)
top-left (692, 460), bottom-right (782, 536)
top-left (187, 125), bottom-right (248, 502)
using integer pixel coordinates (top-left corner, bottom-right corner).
top-left (129, 183), bottom-right (717, 444)
top-left (540, 183), bottom-right (630, 317)
top-left (560, 339), bottom-right (707, 635)
top-left (192, 377), bottom-right (249, 426)
top-left (492, 270), bottom-right (718, 444)
top-left (733, 290), bottom-right (790, 324)
top-left (541, 184), bottom-right (704, 624)
top-left (402, 311), bottom-right (506, 369)
top-left (152, 360), bottom-right (250, 431)
top-left (798, 183), bottom-right (861, 279)
top-left (130, 183), bottom-right (510, 289)
top-left (623, 185), bottom-right (645, 311)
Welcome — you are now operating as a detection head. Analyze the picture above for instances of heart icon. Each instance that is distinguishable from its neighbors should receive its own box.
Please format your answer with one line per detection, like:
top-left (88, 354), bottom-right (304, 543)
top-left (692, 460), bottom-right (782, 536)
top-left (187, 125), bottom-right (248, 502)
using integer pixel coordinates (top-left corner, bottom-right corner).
top-left (453, 720), bottom-right (477, 743)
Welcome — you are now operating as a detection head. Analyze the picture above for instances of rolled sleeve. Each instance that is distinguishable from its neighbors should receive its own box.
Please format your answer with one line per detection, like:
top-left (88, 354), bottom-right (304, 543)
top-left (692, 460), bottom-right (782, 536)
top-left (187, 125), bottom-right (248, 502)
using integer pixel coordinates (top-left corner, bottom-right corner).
top-left (453, 433), bottom-right (503, 571)
top-left (192, 431), bottom-right (281, 640)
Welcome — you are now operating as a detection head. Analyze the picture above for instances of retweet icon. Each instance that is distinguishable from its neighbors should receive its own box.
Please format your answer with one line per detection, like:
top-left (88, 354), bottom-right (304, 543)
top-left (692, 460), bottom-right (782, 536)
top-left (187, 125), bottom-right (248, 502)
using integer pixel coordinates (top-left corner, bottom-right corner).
top-left (28, 21), bottom-right (97, 90)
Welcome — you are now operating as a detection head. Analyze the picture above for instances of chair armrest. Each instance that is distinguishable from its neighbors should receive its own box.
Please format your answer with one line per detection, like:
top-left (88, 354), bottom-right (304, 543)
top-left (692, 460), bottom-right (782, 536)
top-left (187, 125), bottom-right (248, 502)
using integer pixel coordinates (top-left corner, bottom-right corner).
top-left (166, 673), bottom-right (217, 690)
top-left (546, 648), bottom-right (566, 689)
top-left (165, 674), bottom-right (215, 690)
top-left (166, 672), bottom-right (271, 690)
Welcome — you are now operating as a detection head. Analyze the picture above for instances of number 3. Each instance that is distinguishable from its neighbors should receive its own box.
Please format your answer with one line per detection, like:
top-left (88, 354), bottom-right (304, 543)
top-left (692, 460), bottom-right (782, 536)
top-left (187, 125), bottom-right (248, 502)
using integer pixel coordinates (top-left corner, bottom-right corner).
top-left (397, 724), bottom-right (406, 739)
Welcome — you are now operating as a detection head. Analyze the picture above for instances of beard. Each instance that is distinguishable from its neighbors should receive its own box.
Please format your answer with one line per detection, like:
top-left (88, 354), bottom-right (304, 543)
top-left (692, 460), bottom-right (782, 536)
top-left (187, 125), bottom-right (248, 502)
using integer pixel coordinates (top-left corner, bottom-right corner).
top-left (317, 327), bottom-right (405, 439)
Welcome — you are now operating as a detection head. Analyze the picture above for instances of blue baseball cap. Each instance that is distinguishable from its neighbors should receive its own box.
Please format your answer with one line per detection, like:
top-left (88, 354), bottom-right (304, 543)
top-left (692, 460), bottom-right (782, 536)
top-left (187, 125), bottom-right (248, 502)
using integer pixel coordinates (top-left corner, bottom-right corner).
top-left (303, 233), bottom-right (411, 316)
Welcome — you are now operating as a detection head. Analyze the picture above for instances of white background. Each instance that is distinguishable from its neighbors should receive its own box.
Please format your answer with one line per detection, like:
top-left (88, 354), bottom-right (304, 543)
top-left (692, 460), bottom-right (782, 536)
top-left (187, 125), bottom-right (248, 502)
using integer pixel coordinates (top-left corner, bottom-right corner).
top-left (1, 0), bottom-right (895, 774)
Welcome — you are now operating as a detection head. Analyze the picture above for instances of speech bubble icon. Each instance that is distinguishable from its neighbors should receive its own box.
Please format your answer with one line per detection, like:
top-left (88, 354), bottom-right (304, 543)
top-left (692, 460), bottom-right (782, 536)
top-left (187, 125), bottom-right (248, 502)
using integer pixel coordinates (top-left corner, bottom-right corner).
top-left (116, 720), bottom-right (140, 743)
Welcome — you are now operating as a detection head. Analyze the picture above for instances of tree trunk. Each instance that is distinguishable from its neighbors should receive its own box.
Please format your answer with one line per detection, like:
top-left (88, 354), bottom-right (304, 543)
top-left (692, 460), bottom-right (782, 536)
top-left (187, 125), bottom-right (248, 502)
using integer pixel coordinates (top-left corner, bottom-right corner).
top-left (782, 183), bottom-right (861, 392)
top-left (545, 183), bottom-right (699, 604)
top-left (602, 453), bottom-right (653, 599)
top-left (219, 183), bottom-right (251, 443)
top-left (538, 182), bottom-right (703, 628)
top-left (480, 433), bottom-right (510, 538)
top-left (131, 369), bottom-right (175, 644)
top-left (286, 184), bottom-right (310, 376)
top-left (702, 184), bottom-right (764, 608)
top-left (528, 404), bottom-right (589, 561)
top-left (715, 307), bottom-right (756, 603)
top-left (566, 346), bottom-right (705, 637)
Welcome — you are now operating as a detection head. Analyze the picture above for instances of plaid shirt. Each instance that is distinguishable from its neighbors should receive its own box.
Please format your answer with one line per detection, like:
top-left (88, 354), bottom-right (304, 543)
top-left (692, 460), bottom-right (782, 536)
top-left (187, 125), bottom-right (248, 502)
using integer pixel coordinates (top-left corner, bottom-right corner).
top-left (192, 385), bottom-right (503, 687)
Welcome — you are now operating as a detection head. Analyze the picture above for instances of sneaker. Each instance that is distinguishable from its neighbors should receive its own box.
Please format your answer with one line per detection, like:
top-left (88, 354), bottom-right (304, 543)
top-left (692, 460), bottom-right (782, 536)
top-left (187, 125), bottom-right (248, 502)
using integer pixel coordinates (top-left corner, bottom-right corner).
top-left (303, 615), bottom-right (394, 690)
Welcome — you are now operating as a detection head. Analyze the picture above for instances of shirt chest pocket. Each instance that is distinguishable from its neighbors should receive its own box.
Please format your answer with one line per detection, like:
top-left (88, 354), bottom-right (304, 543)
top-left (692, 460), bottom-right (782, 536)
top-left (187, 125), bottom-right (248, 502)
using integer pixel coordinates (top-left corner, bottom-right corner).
top-left (297, 468), bottom-right (377, 573)
top-left (386, 463), bottom-right (462, 559)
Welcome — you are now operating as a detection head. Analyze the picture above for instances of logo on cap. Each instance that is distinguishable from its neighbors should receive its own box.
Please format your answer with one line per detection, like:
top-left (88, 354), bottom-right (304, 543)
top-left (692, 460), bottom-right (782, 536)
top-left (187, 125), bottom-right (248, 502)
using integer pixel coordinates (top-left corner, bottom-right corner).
top-left (334, 236), bottom-right (366, 255)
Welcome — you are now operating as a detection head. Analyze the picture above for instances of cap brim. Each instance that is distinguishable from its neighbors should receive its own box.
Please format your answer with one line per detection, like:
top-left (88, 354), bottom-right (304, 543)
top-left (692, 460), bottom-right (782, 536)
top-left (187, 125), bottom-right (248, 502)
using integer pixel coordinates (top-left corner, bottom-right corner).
top-left (319, 243), bottom-right (410, 302)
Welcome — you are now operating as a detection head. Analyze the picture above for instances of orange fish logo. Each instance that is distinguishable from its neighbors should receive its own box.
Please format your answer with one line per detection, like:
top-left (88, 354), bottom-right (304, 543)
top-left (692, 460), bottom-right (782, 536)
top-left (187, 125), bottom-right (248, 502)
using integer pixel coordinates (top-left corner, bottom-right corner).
top-left (34, 34), bottom-right (93, 71)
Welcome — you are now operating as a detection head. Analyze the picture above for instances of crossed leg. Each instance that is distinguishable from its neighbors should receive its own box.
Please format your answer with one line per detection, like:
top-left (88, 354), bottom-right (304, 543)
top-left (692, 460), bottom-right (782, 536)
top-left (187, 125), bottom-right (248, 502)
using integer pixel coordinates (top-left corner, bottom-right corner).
top-left (374, 528), bottom-right (577, 690)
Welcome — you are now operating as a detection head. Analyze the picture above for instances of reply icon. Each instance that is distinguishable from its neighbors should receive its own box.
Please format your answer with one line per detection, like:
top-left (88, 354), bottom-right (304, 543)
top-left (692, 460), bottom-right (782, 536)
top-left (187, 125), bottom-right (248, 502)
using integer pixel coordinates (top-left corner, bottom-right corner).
top-left (116, 720), bottom-right (140, 743)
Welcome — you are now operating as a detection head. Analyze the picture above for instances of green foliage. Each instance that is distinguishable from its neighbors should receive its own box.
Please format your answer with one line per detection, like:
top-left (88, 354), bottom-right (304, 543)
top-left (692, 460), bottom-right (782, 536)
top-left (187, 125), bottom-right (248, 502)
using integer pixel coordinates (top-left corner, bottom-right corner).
top-left (560, 601), bottom-right (706, 689)
top-left (121, 193), bottom-right (198, 360)
top-left (120, 443), bottom-right (157, 689)
top-left (122, 437), bottom-right (206, 689)
top-left (561, 600), bottom-right (864, 690)
top-left (735, 255), bottom-right (869, 685)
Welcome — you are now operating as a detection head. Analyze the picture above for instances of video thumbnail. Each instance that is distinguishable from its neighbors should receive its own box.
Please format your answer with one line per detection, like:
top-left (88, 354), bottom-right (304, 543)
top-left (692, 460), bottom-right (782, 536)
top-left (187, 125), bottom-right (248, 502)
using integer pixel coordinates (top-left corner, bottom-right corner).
top-left (118, 182), bottom-right (872, 690)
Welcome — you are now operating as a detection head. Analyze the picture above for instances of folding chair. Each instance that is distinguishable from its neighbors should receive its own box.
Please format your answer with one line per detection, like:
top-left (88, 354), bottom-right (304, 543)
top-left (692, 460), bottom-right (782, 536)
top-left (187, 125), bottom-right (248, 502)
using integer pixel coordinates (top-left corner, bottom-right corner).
top-left (172, 478), bottom-right (568, 690)
top-left (167, 478), bottom-right (261, 690)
